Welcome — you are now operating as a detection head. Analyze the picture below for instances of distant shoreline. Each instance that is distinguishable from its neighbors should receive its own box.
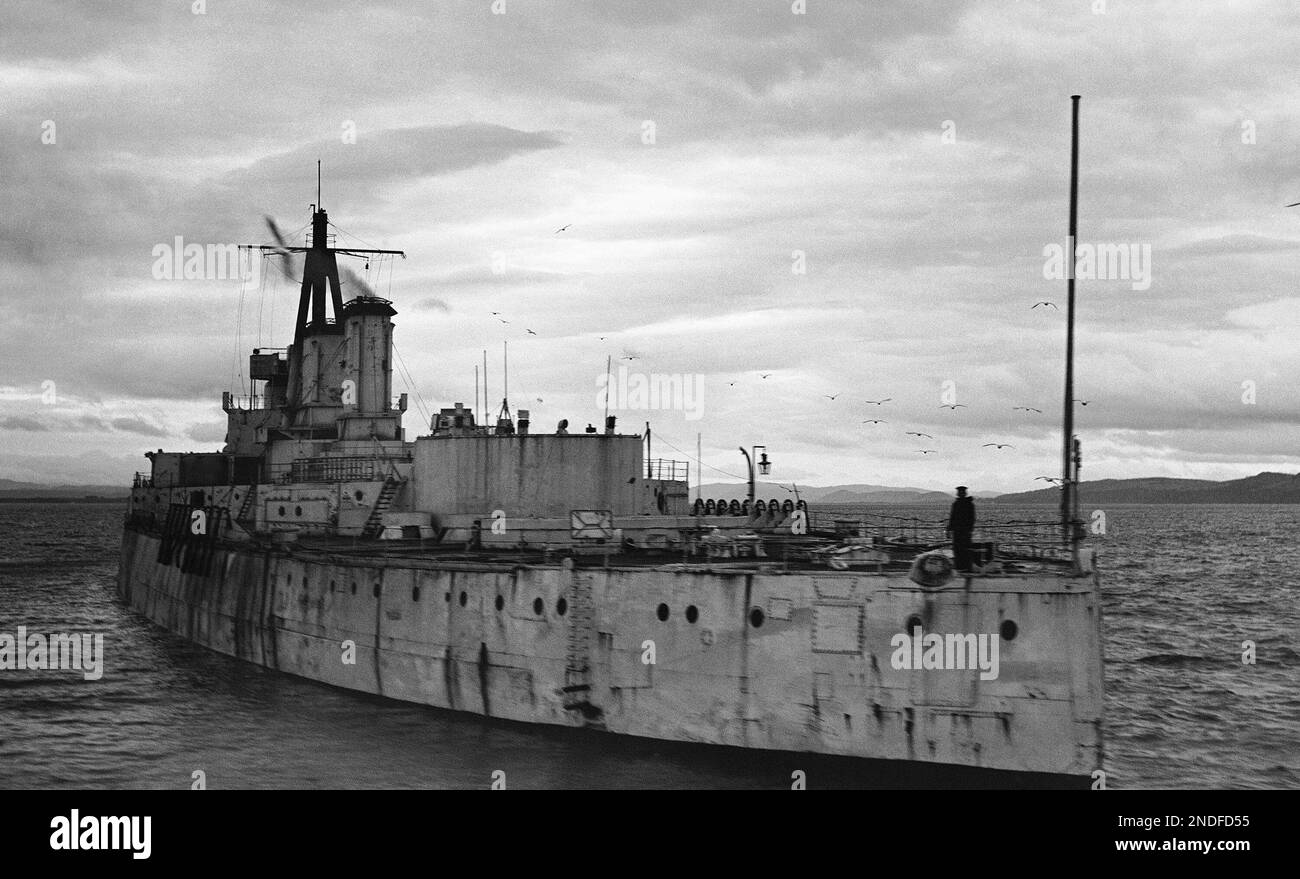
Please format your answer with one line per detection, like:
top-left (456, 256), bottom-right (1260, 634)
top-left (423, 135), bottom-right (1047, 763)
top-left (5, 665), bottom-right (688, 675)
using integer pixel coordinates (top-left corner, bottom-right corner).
top-left (0, 497), bottom-right (128, 504)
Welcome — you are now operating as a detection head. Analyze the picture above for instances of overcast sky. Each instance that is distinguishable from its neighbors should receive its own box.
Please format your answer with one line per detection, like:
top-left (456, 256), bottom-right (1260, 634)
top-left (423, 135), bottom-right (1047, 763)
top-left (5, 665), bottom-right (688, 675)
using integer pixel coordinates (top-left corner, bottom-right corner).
top-left (3, 0), bottom-right (1299, 492)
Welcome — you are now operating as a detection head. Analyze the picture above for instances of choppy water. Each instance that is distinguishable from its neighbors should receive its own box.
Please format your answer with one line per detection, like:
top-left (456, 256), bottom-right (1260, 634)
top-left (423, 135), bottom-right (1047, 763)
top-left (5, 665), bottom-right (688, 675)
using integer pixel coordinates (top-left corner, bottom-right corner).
top-left (0, 502), bottom-right (1296, 789)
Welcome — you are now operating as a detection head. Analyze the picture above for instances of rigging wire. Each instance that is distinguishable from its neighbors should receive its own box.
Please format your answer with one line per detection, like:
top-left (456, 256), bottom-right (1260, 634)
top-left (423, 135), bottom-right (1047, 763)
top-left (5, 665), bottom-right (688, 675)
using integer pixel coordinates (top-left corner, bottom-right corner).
top-left (325, 218), bottom-right (383, 251)
top-left (255, 250), bottom-right (268, 349)
top-left (391, 340), bottom-right (432, 426)
top-left (233, 256), bottom-right (248, 395)
top-left (650, 434), bottom-right (750, 483)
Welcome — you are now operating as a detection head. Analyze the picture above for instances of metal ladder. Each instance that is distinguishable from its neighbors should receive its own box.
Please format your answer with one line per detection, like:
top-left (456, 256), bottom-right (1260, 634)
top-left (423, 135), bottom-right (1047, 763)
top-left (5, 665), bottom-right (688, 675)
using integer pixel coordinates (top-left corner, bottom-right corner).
top-left (361, 477), bottom-right (402, 538)
top-left (234, 484), bottom-right (257, 526)
top-left (562, 572), bottom-right (595, 710)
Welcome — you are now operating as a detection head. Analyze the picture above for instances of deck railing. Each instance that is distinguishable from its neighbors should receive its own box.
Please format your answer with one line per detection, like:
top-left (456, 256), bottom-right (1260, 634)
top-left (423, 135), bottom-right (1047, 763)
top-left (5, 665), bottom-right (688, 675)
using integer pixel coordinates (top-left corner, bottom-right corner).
top-left (646, 458), bottom-right (689, 481)
top-left (270, 455), bottom-right (411, 484)
top-left (806, 510), bottom-right (1077, 561)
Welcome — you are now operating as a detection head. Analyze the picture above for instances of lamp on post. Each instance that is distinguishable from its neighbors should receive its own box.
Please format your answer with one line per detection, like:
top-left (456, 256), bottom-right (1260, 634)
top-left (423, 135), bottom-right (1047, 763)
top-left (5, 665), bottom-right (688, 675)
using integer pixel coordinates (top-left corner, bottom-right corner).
top-left (739, 445), bottom-right (770, 505)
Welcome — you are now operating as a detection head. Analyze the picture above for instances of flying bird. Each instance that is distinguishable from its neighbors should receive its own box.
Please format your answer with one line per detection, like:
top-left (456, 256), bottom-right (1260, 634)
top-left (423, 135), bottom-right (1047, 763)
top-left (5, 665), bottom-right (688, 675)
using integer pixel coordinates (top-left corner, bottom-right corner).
top-left (862, 419), bottom-right (887, 424)
top-left (1035, 476), bottom-right (1064, 484)
top-left (907, 432), bottom-right (933, 439)
top-left (497, 318), bottom-right (510, 324)
top-left (939, 404), bottom-right (967, 410)
top-left (1073, 399), bottom-right (1091, 406)
top-left (983, 443), bottom-right (1015, 449)
top-left (917, 449), bottom-right (938, 455)
top-left (864, 398), bottom-right (891, 405)
top-left (1013, 406), bottom-right (1042, 413)
top-left (824, 393), bottom-right (841, 400)
top-left (1032, 301), bottom-right (1058, 310)
top-left (761, 373), bottom-right (772, 379)
top-left (526, 329), bottom-right (537, 335)
top-left (1288, 202), bottom-right (1300, 208)
top-left (555, 224), bottom-right (572, 233)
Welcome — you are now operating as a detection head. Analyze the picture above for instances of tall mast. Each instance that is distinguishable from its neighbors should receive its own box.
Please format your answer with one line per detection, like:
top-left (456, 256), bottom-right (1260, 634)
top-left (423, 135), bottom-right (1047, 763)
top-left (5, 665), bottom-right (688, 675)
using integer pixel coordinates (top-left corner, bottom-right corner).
top-left (242, 168), bottom-right (404, 420)
top-left (1061, 95), bottom-right (1081, 540)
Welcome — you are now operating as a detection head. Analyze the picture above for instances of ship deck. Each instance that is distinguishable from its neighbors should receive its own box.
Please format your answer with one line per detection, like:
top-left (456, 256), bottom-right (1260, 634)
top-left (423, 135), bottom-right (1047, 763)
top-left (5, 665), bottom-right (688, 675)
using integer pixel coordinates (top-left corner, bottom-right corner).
top-left (250, 531), bottom-right (1086, 579)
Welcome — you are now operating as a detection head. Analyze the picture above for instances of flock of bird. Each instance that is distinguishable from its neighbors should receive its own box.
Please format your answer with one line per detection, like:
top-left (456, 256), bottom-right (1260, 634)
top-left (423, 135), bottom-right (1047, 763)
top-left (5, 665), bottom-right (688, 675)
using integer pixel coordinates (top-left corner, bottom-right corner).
top-left (466, 229), bottom-right (1095, 488)
top-left (828, 393), bottom-right (1052, 455)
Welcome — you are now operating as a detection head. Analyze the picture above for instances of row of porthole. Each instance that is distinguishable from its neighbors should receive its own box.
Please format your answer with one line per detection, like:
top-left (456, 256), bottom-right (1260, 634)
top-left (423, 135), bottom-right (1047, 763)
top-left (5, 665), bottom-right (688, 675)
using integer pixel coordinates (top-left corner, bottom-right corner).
top-left (656, 603), bottom-right (702, 624)
top-left (285, 575), bottom-right (1016, 640)
top-left (290, 573), bottom-right (571, 617)
top-left (903, 614), bottom-right (1018, 641)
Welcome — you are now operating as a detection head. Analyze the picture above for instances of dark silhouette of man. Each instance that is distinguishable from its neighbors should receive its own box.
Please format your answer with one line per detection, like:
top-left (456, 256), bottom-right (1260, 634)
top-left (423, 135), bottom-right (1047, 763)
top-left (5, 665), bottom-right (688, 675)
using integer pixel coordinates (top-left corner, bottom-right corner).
top-left (946, 486), bottom-right (976, 572)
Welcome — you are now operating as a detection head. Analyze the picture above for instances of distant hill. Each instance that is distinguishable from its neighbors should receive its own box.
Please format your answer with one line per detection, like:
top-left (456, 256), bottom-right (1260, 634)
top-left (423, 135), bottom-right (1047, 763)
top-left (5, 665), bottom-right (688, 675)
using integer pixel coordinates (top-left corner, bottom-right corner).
top-left (990, 472), bottom-right (1300, 504)
top-left (697, 481), bottom-right (997, 504)
top-left (0, 478), bottom-right (131, 500)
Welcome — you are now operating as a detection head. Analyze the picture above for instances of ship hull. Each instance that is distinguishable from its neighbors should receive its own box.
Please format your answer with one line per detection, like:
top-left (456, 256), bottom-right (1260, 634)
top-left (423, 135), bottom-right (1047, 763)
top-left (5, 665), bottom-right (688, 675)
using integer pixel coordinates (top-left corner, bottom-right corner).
top-left (117, 524), bottom-right (1103, 783)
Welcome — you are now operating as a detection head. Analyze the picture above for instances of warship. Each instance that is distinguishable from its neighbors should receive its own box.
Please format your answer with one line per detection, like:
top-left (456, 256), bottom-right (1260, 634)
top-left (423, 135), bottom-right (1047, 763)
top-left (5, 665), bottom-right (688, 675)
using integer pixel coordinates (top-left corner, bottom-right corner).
top-left (117, 107), bottom-right (1104, 784)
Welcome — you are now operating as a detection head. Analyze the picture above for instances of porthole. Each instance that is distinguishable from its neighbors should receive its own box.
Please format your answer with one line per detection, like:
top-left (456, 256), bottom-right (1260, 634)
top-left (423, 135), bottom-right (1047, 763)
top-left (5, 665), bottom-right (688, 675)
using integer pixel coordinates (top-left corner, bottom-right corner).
top-left (533, 597), bottom-right (544, 615)
top-left (459, 591), bottom-right (468, 607)
top-left (1000, 619), bottom-right (1019, 641)
top-left (749, 607), bottom-right (765, 628)
top-left (444, 591), bottom-right (451, 603)
top-left (412, 586), bottom-right (420, 602)
top-left (354, 490), bottom-right (365, 502)
top-left (278, 505), bottom-right (286, 516)
top-left (557, 597), bottom-right (568, 616)
top-left (295, 505), bottom-right (303, 517)
top-left (656, 603), bottom-right (670, 622)
top-left (495, 595), bottom-right (505, 612)
top-left (686, 605), bottom-right (699, 624)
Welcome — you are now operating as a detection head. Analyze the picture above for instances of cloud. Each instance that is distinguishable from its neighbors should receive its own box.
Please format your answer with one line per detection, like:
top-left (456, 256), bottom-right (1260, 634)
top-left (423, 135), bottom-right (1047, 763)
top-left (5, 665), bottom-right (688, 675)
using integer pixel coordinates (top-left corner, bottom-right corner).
top-left (186, 421), bottom-right (228, 443)
top-left (0, 416), bottom-right (49, 432)
top-left (110, 416), bottom-right (168, 437)
top-left (1, 1), bottom-right (1298, 489)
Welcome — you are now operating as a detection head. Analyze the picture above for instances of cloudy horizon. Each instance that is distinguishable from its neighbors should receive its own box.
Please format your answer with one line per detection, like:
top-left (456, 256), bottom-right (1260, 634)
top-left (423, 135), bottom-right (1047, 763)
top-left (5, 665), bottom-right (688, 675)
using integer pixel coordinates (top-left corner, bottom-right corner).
top-left (3, 0), bottom-right (1299, 493)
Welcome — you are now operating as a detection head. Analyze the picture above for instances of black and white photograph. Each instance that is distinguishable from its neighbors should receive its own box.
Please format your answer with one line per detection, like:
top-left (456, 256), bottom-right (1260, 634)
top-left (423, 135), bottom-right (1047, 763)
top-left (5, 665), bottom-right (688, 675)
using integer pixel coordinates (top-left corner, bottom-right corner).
top-left (0, 0), bottom-right (1294, 840)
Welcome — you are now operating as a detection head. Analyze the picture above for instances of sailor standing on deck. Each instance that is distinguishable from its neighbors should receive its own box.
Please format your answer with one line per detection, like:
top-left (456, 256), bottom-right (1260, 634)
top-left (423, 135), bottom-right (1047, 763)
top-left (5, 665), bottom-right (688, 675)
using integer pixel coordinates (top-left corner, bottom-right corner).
top-left (946, 486), bottom-right (976, 572)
